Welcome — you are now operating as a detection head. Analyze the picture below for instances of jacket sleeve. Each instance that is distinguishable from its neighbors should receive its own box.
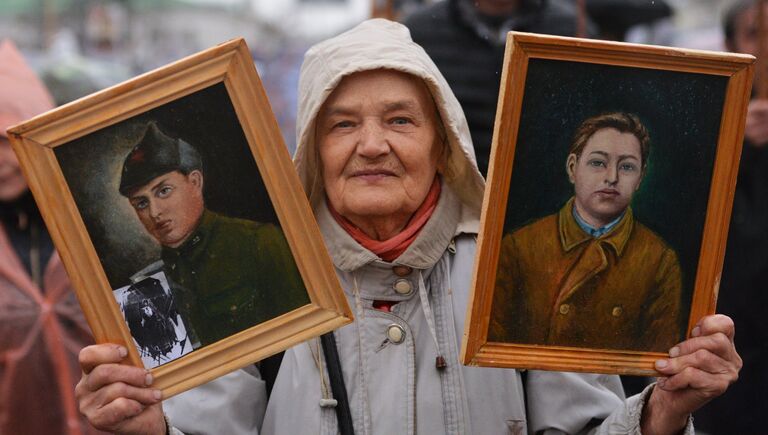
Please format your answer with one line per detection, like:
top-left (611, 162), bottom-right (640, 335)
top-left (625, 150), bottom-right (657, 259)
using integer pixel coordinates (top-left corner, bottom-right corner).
top-left (526, 372), bottom-right (694, 435)
top-left (525, 370), bottom-right (625, 434)
top-left (164, 366), bottom-right (267, 435)
top-left (591, 384), bottom-right (694, 435)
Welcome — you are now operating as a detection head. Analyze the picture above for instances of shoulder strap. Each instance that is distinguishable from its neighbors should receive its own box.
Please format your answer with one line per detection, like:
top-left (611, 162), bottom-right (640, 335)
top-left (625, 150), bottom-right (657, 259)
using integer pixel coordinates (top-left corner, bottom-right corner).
top-left (258, 351), bottom-right (284, 398)
top-left (321, 332), bottom-right (355, 435)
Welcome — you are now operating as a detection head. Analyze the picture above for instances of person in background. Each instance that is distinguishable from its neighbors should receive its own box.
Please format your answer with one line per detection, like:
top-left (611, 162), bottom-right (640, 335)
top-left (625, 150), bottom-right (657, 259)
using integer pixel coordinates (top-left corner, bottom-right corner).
top-left (693, 1), bottom-right (768, 433)
top-left (0, 39), bottom-right (107, 435)
top-left (75, 20), bottom-right (740, 435)
top-left (403, 0), bottom-right (590, 176)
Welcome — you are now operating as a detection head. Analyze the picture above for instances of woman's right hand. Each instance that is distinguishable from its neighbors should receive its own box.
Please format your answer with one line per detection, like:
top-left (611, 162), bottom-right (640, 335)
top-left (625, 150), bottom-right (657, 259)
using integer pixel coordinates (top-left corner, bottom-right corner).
top-left (75, 344), bottom-right (166, 435)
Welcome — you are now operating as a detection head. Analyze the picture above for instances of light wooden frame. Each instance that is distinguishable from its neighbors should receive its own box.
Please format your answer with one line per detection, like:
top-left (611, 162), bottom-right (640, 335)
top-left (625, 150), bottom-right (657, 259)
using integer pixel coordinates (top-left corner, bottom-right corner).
top-left (461, 32), bottom-right (754, 376)
top-left (7, 39), bottom-right (352, 397)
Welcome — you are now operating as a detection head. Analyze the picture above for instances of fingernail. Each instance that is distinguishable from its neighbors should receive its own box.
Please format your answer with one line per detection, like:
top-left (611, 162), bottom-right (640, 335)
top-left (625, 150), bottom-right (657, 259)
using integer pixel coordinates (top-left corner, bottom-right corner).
top-left (145, 373), bottom-right (153, 386)
top-left (669, 346), bottom-right (680, 358)
top-left (691, 326), bottom-right (701, 337)
top-left (655, 359), bottom-right (668, 369)
top-left (153, 389), bottom-right (162, 400)
top-left (117, 346), bottom-right (128, 358)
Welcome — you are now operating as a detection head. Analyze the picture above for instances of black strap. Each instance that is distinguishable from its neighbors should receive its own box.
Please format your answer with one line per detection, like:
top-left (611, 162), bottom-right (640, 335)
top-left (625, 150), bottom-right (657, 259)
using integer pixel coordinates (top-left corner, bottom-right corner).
top-left (258, 351), bottom-right (284, 398)
top-left (320, 332), bottom-right (355, 435)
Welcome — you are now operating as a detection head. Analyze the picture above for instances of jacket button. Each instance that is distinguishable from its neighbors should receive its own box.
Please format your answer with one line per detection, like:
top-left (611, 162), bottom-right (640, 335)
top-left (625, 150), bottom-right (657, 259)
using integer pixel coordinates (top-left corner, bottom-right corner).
top-left (392, 265), bottom-right (413, 276)
top-left (611, 306), bottom-right (623, 317)
top-left (558, 304), bottom-right (570, 315)
top-left (393, 279), bottom-right (412, 295)
top-left (230, 305), bottom-right (238, 312)
top-left (386, 324), bottom-right (406, 344)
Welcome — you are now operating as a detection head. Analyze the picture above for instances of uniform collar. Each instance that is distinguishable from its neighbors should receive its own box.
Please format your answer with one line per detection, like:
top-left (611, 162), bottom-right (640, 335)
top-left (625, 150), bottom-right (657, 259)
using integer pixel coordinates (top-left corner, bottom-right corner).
top-left (316, 180), bottom-right (463, 272)
top-left (161, 209), bottom-right (213, 258)
top-left (558, 197), bottom-right (634, 257)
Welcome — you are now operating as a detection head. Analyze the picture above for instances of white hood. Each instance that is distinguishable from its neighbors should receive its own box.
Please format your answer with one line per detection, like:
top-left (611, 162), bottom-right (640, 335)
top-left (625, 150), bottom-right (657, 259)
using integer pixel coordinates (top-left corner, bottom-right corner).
top-left (294, 19), bottom-right (485, 230)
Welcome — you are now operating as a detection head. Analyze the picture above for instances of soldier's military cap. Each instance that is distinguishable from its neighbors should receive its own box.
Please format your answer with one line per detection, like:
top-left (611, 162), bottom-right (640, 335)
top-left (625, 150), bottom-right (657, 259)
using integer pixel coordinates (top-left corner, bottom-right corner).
top-left (119, 122), bottom-right (202, 196)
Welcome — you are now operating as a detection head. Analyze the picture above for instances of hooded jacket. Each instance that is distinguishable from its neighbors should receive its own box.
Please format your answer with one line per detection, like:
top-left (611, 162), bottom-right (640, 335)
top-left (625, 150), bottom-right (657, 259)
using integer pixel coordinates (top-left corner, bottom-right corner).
top-left (0, 40), bottom-right (106, 435)
top-left (166, 20), bottom-right (693, 435)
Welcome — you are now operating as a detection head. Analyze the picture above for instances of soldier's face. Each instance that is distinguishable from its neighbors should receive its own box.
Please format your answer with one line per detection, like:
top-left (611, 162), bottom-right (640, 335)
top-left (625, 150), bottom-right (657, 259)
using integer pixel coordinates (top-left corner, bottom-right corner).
top-left (128, 170), bottom-right (204, 248)
top-left (566, 128), bottom-right (643, 228)
top-left (0, 135), bottom-right (28, 202)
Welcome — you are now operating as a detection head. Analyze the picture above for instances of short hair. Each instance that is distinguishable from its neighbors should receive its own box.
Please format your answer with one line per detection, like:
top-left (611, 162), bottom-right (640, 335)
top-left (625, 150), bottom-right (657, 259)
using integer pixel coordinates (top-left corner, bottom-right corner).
top-left (568, 112), bottom-right (650, 170)
top-left (724, 0), bottom-right (755, 43)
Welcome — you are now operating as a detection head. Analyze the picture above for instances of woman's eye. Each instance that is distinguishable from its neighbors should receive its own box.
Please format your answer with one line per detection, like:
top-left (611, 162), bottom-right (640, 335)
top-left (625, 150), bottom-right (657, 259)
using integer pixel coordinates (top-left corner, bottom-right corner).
top-left (333, 120), bottom-right (354, 129)
top-left (391, 117), bottom-right (411, 126)
top-left (620, 163), bottom-right (638, 172)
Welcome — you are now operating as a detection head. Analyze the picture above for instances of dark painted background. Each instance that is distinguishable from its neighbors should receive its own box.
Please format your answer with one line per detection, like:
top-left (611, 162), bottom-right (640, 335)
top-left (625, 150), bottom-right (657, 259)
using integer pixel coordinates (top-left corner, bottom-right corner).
top-left (56, 83), bottom-right (280, 289)
top-left (502, 59), bottom-right (729, 332)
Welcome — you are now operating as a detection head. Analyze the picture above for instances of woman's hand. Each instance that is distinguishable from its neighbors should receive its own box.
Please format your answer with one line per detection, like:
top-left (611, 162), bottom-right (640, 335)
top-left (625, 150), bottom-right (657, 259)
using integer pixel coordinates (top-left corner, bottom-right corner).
top-left (75, 344), bottom-right (166, 435)
top-left (641, 314), bottom-right (741, 435)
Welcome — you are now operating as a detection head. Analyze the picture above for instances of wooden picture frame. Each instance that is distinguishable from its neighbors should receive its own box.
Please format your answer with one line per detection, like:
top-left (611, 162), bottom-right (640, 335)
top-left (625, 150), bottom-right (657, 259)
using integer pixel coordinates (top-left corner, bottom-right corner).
top-left (7, 39), bottom-right (352, 397)
top-left (461, 32), bottom-right (754, 375)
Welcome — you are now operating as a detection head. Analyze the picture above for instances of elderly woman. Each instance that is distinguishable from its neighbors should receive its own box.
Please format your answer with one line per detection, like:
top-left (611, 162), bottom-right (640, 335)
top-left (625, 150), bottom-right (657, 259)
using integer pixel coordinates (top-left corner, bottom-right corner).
top-left (76, 20), bottom-right (740, 435)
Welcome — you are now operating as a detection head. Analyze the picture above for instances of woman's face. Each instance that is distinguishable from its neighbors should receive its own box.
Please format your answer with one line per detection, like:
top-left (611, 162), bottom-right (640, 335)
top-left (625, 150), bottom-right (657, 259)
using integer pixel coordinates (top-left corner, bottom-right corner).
top-left (316, 69), bottom-right (443, 238)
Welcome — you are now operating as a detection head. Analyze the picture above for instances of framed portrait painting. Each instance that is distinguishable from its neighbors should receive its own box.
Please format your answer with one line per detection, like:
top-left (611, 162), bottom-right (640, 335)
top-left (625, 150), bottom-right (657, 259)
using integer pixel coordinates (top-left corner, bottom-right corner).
top-left (461, 33), bottom-right (754, 375)
top-left (7, 39), bottom-right (352, 396)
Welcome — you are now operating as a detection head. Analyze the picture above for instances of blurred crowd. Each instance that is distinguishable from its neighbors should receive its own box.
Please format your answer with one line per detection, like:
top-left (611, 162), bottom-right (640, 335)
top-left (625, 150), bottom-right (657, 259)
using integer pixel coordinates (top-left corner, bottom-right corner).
top-left (1, 1), bottom-right (766, 434)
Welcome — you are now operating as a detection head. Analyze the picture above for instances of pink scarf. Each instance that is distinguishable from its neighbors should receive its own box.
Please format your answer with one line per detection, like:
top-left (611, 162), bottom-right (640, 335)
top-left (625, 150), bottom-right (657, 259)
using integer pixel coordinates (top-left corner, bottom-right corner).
top-left (328, 177), bottom-right (441, 262)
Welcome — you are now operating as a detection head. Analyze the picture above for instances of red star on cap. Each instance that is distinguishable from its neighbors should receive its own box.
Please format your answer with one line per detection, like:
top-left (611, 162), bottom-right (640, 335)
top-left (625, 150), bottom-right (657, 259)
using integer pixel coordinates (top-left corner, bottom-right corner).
top-left (130, 148), bottom-right (145, 162)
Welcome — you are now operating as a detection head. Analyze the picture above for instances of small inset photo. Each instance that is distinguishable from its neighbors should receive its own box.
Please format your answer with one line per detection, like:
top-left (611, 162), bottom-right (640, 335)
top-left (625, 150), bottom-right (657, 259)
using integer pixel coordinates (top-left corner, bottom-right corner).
top-left (114, 271), bottom-right (194, 368)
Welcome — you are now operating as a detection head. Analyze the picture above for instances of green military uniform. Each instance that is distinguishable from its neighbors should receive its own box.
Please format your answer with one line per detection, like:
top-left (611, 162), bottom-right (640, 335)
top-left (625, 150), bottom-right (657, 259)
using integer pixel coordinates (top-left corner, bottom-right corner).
top-left (162, 210), bottom-right (310, 346)
top-left (119, 122), bottom-right (308, 347)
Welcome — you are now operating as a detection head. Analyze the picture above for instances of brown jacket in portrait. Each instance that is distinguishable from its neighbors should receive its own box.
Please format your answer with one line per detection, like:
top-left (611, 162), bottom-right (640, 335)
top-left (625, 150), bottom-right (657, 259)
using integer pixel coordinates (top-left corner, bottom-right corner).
top-left (489, 198), bottom-right (683, 352)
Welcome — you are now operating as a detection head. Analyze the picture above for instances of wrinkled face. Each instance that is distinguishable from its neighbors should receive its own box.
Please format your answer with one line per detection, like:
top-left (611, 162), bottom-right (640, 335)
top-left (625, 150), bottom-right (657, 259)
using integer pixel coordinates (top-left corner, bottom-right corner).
top-left (316, 69), bottom-right (443, 232)
top-left (566, 128), bottom-right (644, 227)
top-left (0, 135), bottom-right (28, 202)
top-left (128, 170), bottom-right (204, 248)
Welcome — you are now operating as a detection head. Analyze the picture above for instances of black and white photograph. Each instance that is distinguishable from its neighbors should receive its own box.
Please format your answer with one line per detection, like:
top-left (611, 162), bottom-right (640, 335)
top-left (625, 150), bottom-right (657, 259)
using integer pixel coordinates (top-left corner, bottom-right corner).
top-left (113, 271), bottom-right (194, 368)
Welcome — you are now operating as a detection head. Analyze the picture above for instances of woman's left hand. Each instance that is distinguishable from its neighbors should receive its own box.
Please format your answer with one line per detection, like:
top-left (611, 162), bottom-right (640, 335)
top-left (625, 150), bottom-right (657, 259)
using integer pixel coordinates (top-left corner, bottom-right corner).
top-left (641, 314), bottom-right (741, 435)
